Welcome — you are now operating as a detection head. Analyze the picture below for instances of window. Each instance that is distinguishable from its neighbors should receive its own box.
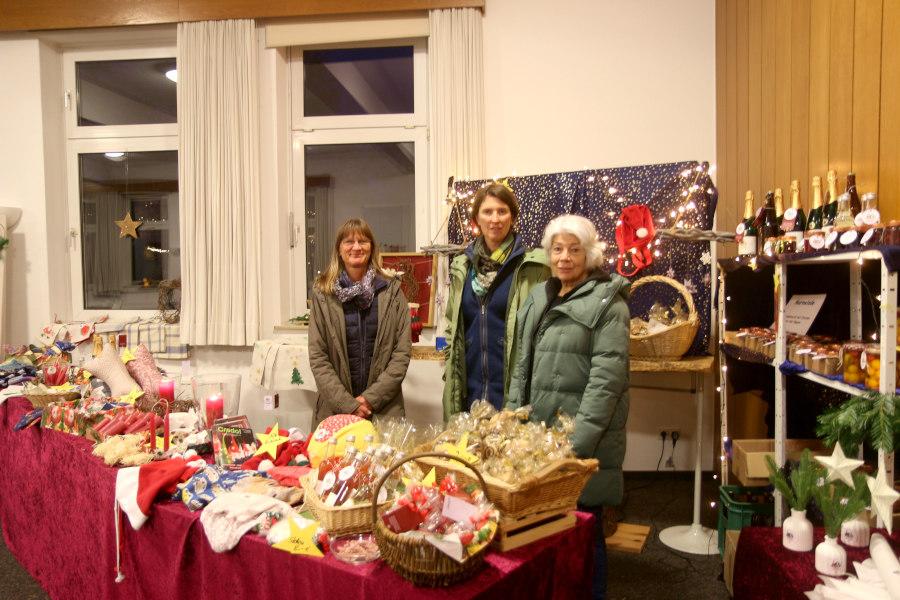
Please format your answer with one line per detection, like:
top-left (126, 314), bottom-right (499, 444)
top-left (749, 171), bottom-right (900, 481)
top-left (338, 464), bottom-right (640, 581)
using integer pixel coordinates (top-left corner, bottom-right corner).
top-left (64, 46), bottom-right (179, 316)
top-left (288, 40), bottom-right (428, 310)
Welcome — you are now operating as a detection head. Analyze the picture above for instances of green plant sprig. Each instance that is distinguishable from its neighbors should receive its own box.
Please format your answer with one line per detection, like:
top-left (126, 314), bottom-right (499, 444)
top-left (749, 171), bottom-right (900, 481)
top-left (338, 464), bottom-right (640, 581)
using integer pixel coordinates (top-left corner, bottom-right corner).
top-left (813, 471), bottom-right (871, 538)
top-left (816, 392), bottom-right (899, 456)
top-left (765, 448), bottom-right (824, 511)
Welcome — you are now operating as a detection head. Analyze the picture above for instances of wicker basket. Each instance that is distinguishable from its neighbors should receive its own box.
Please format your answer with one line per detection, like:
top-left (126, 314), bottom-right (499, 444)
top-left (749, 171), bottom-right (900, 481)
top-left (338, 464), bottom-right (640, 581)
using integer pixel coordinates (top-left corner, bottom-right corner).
top-left (300, 472), bottom-right (391, 535)
top-left (629, 275), bottom-right (699, 360)
top-left (24, 391), bottom-right (81, 409)
top-left (414, 451), bottom-right (598, 518)
top-left (373, 452), bottom-right (496, 587)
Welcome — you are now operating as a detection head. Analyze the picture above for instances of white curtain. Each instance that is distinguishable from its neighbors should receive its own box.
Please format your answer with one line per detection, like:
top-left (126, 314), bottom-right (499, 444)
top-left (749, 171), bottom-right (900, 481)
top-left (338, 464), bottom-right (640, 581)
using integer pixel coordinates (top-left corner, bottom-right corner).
top-left (427, 8), bottom-right (485, 333)
top-left (177, 20), bottom-right (261, 346)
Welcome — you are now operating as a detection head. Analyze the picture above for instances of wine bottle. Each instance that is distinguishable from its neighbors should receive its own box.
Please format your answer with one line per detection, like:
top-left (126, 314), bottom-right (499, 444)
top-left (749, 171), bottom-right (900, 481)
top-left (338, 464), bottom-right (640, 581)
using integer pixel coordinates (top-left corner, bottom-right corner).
top-left (806, 176), bottom-right (824, 231)
top-left (846, 172), bottom-right (862, 218)
top-left (824, 170), bottom-right (839, 230)
top-left (774, 188), bottom-right (785, 229)
top-left (736, 190), bottom-right (758, 255)
top-left (783, 180), bottom-right (807, 249)
top-left (318, 437), bottom-right (358, 497)
top-left (760, 190), bottom-right (779, 255)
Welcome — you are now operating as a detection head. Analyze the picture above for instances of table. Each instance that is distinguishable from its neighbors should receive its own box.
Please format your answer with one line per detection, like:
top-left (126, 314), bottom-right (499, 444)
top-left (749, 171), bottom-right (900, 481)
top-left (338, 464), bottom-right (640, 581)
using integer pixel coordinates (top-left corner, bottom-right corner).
top-left (633, 356), bottom-right (717, 555)
top-left (0, 397), bottom-right (594, 600)
top-left (733, 526), bottom-right (900, 599)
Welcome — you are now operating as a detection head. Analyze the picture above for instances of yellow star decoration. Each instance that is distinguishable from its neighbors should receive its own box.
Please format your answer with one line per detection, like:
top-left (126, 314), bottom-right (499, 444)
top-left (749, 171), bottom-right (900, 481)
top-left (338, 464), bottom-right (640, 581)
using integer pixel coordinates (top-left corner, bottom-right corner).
top-left (121, 388), bottom-right (145, 404)
top-left (115, 211), bottom-right (143, 239)
top-left (402, 467), bottom-right (436, 489)
top-left (272, 518), bottom-right (323, 557)
top-left (254, 422), bottom-right (290, 460)
top-left (120, 348), bottom-right (136, 364)
top-left (437, 431), bottom-right (481, 466)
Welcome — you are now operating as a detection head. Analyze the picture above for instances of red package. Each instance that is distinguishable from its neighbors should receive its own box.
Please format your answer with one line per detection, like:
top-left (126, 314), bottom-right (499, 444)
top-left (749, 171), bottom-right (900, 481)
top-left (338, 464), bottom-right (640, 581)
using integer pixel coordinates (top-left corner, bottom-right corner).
top-left (381, 503), bottom-right (425, 534)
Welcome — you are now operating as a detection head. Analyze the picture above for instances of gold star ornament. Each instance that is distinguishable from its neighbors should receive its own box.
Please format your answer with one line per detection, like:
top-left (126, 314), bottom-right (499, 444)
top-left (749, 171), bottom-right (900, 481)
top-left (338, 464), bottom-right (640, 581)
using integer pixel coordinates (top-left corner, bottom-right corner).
top-left (254, 422), bottom-right (290, 460)
top-left (115, 211), bottom-right (143, 239)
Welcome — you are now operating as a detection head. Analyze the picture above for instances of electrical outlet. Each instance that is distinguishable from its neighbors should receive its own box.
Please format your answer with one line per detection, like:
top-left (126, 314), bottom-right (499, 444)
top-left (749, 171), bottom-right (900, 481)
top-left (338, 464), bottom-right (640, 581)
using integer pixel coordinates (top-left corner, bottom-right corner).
top-left (658, 428), bottom-right (681, 439)
top-left (670, 429), bottom-right (681, 441)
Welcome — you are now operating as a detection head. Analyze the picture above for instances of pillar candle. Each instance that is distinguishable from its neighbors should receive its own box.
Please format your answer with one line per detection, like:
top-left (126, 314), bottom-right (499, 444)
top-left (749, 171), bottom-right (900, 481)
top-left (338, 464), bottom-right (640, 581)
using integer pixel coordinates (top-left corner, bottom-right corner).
top-left (149, 413), bottom-right (156, 452)
top-left (205, 393), bottom-right (224, 427)
top-left (159, 378), bottom-right (175, 405)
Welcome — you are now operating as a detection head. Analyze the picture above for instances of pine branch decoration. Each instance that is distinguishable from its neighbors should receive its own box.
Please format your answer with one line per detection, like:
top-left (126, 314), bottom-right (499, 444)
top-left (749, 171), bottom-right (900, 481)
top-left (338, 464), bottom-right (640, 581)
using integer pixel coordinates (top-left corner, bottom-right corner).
top-left (813, 471), bottom-right (870, 539)
top-left (765, 449), bottom-right (823, 511)
top-left (816, 392), bottom-right (900, 455)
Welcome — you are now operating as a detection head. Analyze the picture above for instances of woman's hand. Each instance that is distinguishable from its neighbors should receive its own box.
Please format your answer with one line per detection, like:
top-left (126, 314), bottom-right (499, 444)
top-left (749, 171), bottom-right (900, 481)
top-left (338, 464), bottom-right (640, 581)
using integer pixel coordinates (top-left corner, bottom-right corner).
top-left (353, 395), bottom-right (374, 418)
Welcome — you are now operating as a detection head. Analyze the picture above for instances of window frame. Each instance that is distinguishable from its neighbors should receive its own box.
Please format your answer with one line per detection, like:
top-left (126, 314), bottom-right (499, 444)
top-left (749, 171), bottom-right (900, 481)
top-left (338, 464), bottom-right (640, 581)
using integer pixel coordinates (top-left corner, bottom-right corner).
top-left (63, 45), bottom-right (178, 140)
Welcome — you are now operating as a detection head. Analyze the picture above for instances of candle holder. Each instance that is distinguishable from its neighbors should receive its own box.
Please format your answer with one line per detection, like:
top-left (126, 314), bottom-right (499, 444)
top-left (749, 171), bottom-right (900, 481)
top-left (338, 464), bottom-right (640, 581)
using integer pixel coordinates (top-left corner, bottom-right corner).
top-left (191, 373), bottom-right (242, 429)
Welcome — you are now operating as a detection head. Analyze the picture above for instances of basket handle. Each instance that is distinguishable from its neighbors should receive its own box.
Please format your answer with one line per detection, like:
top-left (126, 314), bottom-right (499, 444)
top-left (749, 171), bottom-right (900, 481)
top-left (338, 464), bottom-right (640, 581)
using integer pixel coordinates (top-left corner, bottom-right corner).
top-left (630, 274), bottom-right (698, 321)
top-left (370, 451), bottom-right (490, 527)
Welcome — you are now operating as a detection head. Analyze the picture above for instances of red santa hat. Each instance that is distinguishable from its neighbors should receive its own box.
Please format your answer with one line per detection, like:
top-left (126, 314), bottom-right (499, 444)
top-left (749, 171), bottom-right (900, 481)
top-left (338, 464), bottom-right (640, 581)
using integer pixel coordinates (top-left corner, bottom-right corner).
top-left (615, 204), bottom-right (656, 277)
top-left (115, 457), bottom-right (201, 530)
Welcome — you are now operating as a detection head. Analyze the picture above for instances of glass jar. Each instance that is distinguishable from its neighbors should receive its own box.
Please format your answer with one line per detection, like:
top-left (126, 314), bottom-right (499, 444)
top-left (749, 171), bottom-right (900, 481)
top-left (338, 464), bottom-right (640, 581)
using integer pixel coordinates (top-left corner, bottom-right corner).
top-left (805, 229), bottom-right (826, 253)
top-left (886, 220), bottom-right (900, 246)
top-left (834, 193), bottom-right (856, 228)
top-left (863, 345), bottom-right (881, 390)
top-left (857, 192), bottom-right (881, 228)
top-left (837, 227), bottom-right (860, 250)
top-left (841, 342), bottom-right (866, 384)
top-left (860, 225), bottom-right (883, 247)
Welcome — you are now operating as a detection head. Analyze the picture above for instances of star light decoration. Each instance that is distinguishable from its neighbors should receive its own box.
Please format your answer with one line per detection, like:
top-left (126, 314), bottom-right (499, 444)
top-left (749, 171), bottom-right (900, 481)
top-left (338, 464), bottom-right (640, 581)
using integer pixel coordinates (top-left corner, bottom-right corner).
top-left (115, 211), bottom-right (143, 239)
top-left (254, 422), bottom-right (290, 460)
top-left (814, 442), bottom-right (865, 487)
top-left (867, 465), bottom-right (900, 534)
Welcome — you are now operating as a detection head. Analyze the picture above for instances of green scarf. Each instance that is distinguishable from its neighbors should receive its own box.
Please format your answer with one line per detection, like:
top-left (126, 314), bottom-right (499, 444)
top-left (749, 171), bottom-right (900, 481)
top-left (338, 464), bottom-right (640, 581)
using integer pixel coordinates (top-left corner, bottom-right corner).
top-left (471, 234), bottom-right (515, 297)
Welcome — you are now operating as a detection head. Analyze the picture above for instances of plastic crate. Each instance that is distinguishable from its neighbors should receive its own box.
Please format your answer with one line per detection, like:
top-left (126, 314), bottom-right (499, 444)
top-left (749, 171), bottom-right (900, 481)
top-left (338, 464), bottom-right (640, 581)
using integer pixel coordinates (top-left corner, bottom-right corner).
top-left (717, 485), bottom-right (774, 555)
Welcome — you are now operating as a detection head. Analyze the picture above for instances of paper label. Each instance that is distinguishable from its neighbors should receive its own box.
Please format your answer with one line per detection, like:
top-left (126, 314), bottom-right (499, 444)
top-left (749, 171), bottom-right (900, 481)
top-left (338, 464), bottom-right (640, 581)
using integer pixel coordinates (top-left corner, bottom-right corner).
top-left (796, 348), bottom-right (813, 355)
top-left (783, 294), bottom-right (827, 335)
top-left (783, 207), bottom-right (798, 221)
top-left (263, 394), bottom-right (279, 410)
top-left (317, 471), bottom-right (336, 496)
top-left (855, 213), bottom-right (865, 227)
top-left (377, 487), bottom-right (388, 504)
top-left (825, 231), bottom-right (839, 247)
top-left (338, 465), bottom-right (355, 482)
top-left (861, 229), bottom-right (875, 245)
top-left (808, 233), bottom-right (826, 250)
top-left (863, 209), bottom-right (881, 226)
top-left (325, 492), bottom-right (339, 507)
top-left (840, 230), bottom-right (858, 246)
top-left (861, 351), bottom-right (868, 370)
top-left (442, 495), bottom-right (480, 524)
top-left (736, 222), bottom-right (746, 236)
top-left (738, 235), bottom-right (756, 255)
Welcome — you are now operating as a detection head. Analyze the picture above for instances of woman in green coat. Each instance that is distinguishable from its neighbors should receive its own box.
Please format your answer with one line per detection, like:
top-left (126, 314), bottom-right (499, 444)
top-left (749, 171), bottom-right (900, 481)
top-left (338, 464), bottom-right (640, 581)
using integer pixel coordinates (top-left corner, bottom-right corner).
top-left (507, 214), bottom-right (630, 600)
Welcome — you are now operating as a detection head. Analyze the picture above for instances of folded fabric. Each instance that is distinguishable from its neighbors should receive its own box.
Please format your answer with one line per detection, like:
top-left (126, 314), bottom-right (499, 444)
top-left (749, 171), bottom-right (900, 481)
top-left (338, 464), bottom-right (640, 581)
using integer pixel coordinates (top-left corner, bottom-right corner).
top-left (267, 466), bottom-right (311, 488)
top-left (250, 340), bottom-right (315, 391)
top-left (232, 475), bottom-right (304, 505)
top-left (178, 465), bottom-right (254, 511)
top-left (200, 492), bottom-right (294, 552)
top-left (116, 457), bottom-right (203, 530)
top-left (126, 344), bottom-right (163, 396)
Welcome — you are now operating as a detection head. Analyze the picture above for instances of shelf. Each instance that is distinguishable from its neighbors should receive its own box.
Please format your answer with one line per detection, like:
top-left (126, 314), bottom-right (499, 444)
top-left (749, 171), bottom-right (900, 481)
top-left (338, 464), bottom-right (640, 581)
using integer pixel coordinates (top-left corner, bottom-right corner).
top-left (795, 370), bottom-right (868, 397)
top-left (719, 342), bottom-right (774, 367)
top-left (720, 246), bottom-right (900, 270)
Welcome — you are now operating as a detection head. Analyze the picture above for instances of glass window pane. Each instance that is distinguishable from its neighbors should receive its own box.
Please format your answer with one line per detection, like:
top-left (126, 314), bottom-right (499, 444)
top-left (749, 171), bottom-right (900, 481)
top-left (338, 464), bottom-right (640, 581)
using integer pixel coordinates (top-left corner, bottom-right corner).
top-left (77, 58), bottom-right (177, 126)
top-left (303, 47), bottom-right (414, 117)
top-left (304, 142), bottom-right (415, 297)
top-left (79, 151), bottom-right (180, 310)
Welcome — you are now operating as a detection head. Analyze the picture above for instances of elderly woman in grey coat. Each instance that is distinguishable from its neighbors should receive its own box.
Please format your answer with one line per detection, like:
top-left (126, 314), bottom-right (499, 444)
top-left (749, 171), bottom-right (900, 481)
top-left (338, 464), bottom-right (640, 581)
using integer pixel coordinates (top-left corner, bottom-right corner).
top-left (308, 218), bottom-right (411, 428)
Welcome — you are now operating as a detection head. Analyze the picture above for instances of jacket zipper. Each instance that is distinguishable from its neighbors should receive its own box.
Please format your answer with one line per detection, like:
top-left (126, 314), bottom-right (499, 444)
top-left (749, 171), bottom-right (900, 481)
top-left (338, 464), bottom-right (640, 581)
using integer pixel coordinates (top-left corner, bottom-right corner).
top-left (358, 307), bottom-right (365, 395)
top-left (480, 301), bottom-right (488, 401)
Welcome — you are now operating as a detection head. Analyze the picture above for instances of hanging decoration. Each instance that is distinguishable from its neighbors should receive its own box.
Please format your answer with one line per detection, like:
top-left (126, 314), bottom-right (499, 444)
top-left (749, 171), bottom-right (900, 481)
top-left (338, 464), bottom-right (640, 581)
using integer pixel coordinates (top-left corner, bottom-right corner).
top-left (814, 442), bottom-right (865, 488)
top-left (614, 204), bottom-right (656, 276)
top-left (115, 211), bottom-right (143, 239)
top-left (867, 464), bottom-right (900, 534)
top-left (447, 161), bottom-right (717, 355)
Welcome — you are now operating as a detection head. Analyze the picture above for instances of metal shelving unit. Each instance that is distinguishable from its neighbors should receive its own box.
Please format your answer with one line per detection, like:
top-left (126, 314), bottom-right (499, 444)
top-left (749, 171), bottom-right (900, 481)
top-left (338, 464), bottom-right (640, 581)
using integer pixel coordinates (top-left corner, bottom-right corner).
top-left (718, 249), bottom-right (897, 525)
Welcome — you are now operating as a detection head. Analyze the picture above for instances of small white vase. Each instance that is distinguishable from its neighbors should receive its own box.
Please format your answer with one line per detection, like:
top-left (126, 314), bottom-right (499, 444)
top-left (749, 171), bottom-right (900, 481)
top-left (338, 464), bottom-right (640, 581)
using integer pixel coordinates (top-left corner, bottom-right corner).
top-left (840, 511), bottom-right (871, 548)
top-left (815, 535), bottom-right (847, 576)
top-left (782, 509), bottom-right (814, 552)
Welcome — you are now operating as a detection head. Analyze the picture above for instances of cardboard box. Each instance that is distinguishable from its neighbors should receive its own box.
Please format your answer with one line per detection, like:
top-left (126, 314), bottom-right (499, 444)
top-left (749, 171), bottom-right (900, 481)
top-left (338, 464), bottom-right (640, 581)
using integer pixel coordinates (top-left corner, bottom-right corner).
top-left (731, 439), bottom-right (826, 487)
top-left (723, 529), bottom-right (740, 597)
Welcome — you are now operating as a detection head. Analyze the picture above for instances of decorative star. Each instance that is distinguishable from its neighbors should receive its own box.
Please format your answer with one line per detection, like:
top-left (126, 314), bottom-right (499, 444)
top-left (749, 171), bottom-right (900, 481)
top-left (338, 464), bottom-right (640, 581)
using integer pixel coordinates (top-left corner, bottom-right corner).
top-left (121, 388), bottom-right (145, 404)
top-left (867, 466), bottom-right (900, 534)
top-left (815, 443), bottom-right (864, 488)
top-left (700, 251), bottom-right (711, 265)
top-left (271, 518), bottom-right (323, 557)
top-left (254, 422), bottom-right (290, 460)
top-left (115, 211), bottom-right (142, 239)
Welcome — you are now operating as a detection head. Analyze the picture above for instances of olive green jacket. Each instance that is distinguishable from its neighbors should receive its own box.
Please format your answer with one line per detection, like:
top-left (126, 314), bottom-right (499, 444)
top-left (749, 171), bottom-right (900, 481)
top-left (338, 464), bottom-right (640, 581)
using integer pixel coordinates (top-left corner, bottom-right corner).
top-left (441, 248), bottom-right (550, 421)
top-left (507, 274), bottom-right (631, 507)
top-left (309, 278), bottom-right (411, 428)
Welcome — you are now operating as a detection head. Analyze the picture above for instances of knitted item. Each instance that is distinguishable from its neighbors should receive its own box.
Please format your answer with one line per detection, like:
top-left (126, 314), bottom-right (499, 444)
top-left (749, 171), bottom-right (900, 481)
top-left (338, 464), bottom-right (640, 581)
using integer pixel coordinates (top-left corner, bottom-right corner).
top-left (83, 344), bottom-right (139, 397)
top-left (333, 268), bottom-right (376, 308)
top-left (126, 344), bottom-right (163, 396)
top-left (200, 492), bottom-right (293, 552)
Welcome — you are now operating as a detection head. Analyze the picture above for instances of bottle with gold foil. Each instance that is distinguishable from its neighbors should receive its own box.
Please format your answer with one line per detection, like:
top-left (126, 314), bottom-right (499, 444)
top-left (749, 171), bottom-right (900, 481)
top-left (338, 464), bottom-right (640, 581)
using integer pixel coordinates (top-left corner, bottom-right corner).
top-left (782, 180), bottom-right (807, 251)
top-left (824, 170), bottom-right (839, 230)
top-left (806, 177), bottom-right (824, 231)
top-left (760, 190), bottom-right (779, 256)
top-left (774, 188), bottom-right (785, 230)
top-left (736, 190), bottom-right (758, 255)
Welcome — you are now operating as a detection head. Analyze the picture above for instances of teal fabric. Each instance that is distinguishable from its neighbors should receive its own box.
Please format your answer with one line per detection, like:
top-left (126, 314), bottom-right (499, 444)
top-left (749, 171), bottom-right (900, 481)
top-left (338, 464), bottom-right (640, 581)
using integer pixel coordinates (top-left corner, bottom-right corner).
top-left (507, 273), bottom-right (631, 507)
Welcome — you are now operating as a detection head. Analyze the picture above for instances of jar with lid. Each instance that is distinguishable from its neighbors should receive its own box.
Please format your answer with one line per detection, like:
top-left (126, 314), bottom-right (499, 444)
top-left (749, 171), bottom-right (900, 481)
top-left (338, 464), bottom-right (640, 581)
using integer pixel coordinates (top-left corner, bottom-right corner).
top-left (856, 192), bottom-right (881, 229)
top-left (837, 226), bottom-right (860, 251)
top-left (860, 224), bottom-right (883, 247)
top-left (834, 193), bottom-right (856, 229)
top-left (805, 229), bottom-right (827, 253)
top-left (885, 221), bottom-right (900, 246)
top-left (863, 345), bottom-right (881, 390)
top-left (841, 342), bottom-right (866, 384)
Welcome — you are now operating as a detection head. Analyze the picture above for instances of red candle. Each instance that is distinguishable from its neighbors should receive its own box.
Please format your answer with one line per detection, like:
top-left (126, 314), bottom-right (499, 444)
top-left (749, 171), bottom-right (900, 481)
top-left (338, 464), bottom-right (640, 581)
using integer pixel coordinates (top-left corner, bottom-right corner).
top-left (159, 378), bottom-right (175, 405)
top-left (163, 405), bottom-right (170, 452)
top-left (205, 393), bottom-right (224, 427)
top-left (149, 413), bottom-right (156, 451)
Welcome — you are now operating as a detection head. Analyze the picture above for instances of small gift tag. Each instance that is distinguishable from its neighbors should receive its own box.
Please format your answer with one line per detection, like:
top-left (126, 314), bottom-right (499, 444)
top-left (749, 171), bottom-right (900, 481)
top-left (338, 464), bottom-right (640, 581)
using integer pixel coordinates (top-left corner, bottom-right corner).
top-left (442, 495), bottom-right (480, 524)
top-left (263, 394), bottom-right (279, 410)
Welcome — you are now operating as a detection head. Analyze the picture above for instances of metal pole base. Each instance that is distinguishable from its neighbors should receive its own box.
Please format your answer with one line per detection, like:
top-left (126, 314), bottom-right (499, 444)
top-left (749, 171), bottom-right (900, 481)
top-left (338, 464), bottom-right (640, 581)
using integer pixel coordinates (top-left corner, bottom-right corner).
top-left (658, 523), bottom-right (718, 555)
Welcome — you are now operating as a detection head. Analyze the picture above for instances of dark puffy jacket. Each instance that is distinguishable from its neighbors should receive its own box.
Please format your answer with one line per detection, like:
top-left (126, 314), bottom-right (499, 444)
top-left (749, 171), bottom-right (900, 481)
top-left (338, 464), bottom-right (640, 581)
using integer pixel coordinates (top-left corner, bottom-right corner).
top-left (342, 277), bottom-right (388, 397)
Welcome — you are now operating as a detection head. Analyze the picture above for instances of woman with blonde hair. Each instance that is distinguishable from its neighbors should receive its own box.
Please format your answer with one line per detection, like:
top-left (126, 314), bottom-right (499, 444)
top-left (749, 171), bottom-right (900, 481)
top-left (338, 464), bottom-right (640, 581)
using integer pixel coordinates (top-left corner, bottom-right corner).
top-left (308, 218), bottom-right (411, 428)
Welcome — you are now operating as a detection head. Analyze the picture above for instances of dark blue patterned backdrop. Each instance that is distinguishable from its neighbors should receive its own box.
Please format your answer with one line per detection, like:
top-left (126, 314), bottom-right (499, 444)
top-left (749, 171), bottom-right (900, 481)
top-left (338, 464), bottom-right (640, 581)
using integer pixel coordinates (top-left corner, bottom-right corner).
top-left (449, 161), bottom-right (717, 355)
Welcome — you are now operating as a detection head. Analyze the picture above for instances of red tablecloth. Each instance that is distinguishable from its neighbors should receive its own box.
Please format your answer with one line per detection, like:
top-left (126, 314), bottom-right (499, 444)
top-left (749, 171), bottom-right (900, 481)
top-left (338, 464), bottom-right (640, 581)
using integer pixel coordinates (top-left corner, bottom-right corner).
top-left (0, 397), bottom-right (594, 600)
top-left (733, 526), bottom-right (900, 600)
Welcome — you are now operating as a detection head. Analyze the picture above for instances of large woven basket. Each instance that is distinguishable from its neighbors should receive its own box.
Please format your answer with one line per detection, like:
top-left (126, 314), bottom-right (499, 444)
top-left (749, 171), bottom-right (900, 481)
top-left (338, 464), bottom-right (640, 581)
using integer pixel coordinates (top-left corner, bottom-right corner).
top-left (25, 391), bottom-right (81, 409)
top-left (373, 452), bottom-right (496, 587)
top-left (629, 275), bottom-right (699, 360)
top-left (414, 451), bottom-right (598, 518)
top-left (300, 472), bottom-right (391, 535)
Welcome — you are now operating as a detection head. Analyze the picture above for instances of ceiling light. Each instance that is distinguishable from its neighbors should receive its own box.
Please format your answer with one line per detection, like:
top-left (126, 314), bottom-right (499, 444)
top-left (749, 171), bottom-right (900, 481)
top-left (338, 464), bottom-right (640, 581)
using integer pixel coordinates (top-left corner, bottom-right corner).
top-left (165, 69), bottom-right (177, 83)
top-left (104, 152), bottom-right (125, 161)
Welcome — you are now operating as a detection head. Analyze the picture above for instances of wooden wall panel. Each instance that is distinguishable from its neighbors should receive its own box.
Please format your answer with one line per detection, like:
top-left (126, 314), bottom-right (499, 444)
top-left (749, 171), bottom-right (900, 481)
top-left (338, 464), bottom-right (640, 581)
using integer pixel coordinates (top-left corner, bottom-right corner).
top-left (790, 0), bottom-right (810, 191)
top-left (808, 0), bottom-right (831, 187)
top-left (774, 1), bottom-right (793, 191)
top-left (881, 0), bottom-right (900, 219)
top-left (717, 0), bottom-right (898, 229)
top-left (827, 0), bottom-right (855, 179)
top-left (851, 0), bottom-right (883, 194)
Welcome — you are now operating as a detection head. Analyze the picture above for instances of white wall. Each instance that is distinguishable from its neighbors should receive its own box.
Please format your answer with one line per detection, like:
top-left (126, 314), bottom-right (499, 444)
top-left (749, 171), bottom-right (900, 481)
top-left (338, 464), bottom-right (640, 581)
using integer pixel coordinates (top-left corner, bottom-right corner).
top-left (482, 0), bottom-right (718, 471)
